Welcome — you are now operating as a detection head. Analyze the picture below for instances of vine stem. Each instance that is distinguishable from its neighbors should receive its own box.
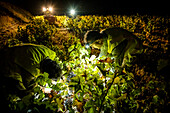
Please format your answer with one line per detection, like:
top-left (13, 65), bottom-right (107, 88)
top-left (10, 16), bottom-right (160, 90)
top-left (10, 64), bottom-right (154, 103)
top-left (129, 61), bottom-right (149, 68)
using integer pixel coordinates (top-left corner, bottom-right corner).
top-left (99, 70), bottom-right (118, 112)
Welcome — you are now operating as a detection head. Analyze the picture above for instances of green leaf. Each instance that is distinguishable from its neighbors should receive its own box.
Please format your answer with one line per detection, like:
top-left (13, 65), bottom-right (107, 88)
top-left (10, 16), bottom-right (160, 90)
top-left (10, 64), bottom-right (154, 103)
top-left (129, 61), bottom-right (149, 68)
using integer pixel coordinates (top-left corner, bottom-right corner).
top-left (52, 85), bottom-right (60, 91)
top-left (69, 82), bottom-right (78, 87)
top-left (68, 45), bottom-right (75, 52)
top-left (71, 76), bottom-right (80, 82)
top-left (114, 77), bottom-right (120, 84)
top-left (34, 86), bottom-right (41, 93)
top-left (153, 95), bottom-right (159, 103)
top-left (88, 107), bottom-right (96, 113)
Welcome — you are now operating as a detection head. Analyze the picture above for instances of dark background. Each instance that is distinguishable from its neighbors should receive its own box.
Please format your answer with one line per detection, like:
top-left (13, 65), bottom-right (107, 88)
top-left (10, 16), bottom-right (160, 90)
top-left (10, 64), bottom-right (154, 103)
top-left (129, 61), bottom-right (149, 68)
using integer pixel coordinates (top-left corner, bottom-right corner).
top-left (1, 0), bottom-right (169, 16)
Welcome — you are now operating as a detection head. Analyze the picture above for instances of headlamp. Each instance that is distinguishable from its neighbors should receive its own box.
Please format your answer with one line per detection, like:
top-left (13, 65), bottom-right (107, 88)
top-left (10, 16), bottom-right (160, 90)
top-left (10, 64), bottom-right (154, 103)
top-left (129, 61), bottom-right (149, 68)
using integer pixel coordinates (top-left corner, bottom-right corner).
top-left (85, 44), bottom-right (90, 49)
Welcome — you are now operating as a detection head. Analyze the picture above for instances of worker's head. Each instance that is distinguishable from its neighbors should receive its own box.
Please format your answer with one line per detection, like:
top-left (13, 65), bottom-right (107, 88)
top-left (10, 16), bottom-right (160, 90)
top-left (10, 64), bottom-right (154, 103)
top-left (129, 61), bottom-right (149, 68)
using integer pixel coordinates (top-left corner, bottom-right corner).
top-left (84, 30), bottom-right (103, 49)
top-left (40, 58), bottom-right (62, 79)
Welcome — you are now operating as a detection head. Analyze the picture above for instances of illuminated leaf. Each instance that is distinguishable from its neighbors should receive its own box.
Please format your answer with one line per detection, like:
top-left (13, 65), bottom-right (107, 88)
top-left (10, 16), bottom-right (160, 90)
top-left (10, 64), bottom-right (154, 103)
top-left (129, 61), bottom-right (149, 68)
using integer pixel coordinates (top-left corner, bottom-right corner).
top-left (114, 77), bottom-right (120, 83)
top-left (68, 45), bottom-right (75, 52)
top-left (153, 95), bottom-right (159, 103)
top-left (69, 82), bottom-right (78, 87)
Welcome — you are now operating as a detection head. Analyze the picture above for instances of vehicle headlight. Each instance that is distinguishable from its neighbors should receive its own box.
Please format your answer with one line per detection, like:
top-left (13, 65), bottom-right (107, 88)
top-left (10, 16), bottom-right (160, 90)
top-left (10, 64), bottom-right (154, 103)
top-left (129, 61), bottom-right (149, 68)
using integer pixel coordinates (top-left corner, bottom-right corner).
top-left (49, 7), bottom-right (53, 12)
top-left (43, 7), bottom-right (46, 12)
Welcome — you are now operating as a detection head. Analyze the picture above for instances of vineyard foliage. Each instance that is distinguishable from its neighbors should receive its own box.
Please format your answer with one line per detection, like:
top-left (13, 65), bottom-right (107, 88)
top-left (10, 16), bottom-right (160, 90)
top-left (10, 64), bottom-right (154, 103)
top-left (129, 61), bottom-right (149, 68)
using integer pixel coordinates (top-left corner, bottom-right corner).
top-left (1, 15), bottom-right (169, 113)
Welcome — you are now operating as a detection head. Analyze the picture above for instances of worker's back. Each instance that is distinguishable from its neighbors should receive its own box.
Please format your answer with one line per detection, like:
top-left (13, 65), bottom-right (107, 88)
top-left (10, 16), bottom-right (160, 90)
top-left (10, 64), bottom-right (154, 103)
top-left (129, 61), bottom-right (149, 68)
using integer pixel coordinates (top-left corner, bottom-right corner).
top-left (100, 28), bottom-right (143, 66)
top-left (10, 44), bottom-right (56, 76)
top-left (1, 44), bottom-right (56, 76)
top-left (101, 27), bottom-right (136, 42)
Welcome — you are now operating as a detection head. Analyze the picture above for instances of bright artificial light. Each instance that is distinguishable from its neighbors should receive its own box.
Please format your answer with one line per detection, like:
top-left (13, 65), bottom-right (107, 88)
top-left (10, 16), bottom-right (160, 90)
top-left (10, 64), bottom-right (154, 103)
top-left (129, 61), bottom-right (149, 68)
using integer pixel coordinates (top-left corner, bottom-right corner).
top-left (70, 9), bottom-right (75, 15)
top-left (85, 44), bottom-right (90, 49)
top-left (49, 7), bottom-right (53, 12)
top-left (43, 7), bottom-right (46, 12)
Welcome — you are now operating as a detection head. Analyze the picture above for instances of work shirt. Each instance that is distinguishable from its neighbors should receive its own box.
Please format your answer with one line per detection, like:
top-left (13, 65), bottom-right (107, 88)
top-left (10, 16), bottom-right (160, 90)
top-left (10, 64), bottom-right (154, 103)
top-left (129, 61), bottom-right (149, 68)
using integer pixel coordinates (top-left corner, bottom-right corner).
top-left (97, 28), bottom-right (143, 66)
top-left (0, 44), bottom-right (56, 90)
top-left (11, 44), bottom-right (56, 77)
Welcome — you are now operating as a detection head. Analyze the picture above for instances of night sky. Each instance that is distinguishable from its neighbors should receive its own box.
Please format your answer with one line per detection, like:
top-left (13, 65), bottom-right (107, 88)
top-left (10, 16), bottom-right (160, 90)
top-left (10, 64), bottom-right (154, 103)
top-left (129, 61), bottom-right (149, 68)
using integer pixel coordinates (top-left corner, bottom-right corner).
top-left (1, 0), bottom-right (169, 16)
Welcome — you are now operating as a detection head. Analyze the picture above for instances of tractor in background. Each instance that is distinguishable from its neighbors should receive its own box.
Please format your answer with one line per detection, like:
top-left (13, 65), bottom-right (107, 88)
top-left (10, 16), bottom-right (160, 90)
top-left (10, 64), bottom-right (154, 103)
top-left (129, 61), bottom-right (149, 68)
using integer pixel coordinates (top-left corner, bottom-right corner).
top-left (42, 6), bottom-right (56, 24)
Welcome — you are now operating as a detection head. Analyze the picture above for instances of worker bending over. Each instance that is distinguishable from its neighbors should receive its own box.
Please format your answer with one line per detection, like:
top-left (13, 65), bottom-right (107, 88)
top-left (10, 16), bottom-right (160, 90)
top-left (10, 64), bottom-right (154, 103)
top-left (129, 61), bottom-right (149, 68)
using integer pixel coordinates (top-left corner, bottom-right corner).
top-left (0, 44), bottom-right (62, 98)
top-left (84, 27), bottom-right (143, 67)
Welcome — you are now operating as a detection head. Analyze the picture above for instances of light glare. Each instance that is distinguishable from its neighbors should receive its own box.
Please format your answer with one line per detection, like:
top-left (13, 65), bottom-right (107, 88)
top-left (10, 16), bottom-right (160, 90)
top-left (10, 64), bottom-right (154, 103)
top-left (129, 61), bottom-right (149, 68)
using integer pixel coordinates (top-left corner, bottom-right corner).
top-left (85, 44), bottom-right (90, 49)
top-left (70, 9), bottom-right (75, 15)
top-left (43, 7), bottom-right (46, 12)
top-left (49, 7), bottom-right (53, 12)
